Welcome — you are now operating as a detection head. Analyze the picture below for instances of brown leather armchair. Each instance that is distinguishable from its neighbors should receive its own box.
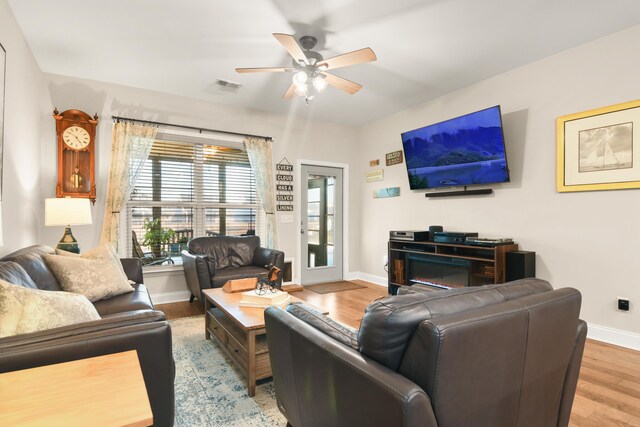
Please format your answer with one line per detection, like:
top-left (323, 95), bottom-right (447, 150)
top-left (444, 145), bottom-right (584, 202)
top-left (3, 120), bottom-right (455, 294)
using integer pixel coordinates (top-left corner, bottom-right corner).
top-left (265, 279), bottom-right (586, 427)
top-left (181, 235), bottom-right (284, 305)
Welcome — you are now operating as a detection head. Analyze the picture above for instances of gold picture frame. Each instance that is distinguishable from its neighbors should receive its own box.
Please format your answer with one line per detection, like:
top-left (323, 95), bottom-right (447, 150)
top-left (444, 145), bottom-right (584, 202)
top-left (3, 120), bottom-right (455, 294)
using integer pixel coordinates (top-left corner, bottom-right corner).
top-left (557, 99), bottom-right (640, 192)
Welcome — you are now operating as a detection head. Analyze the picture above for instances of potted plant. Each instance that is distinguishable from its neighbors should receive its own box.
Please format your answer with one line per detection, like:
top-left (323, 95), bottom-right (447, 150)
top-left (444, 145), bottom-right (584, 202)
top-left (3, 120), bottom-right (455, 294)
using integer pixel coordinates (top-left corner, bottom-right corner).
top-left (141, 218), bottom-right (175, 257)
top-left (178, 236), bottom-right (189, 252)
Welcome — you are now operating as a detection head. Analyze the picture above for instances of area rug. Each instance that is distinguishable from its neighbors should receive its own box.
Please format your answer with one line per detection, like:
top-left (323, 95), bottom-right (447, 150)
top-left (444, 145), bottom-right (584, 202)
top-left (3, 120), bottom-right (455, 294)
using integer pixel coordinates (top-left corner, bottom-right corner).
top-left (306, 280), bottom-right (367, 294)
top-left (170, 316), bottom-right (286, 427)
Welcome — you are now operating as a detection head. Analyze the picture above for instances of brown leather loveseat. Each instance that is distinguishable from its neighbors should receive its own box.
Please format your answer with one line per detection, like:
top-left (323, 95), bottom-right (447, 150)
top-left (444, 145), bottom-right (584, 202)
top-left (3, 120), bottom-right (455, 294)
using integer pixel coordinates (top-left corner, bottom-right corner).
top-left (0, 245), bottom-right (175, 426)
top-left (265, 278), bottom-right (586, 427)
top-left (181, 235), bottom-right (284, 306)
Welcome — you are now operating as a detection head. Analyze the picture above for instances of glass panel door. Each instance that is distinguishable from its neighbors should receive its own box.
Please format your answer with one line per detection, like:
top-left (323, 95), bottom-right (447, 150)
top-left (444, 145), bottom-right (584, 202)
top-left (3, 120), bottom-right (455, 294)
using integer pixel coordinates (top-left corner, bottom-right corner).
top-left (301, 165), bottom-right (343, 284)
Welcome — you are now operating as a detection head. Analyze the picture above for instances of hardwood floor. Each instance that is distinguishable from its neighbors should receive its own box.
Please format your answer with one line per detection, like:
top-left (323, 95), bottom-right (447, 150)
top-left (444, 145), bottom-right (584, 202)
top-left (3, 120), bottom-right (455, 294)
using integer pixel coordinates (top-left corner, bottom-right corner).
top-left (156, 300), bottom-right (204, 320)
top-left (157, 281), bottom-right (640, 426)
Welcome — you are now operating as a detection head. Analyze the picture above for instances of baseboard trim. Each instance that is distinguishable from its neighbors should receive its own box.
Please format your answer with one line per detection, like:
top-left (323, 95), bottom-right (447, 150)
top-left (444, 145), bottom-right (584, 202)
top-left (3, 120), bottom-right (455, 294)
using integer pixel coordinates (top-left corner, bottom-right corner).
top-left (587, 323), bottom-right (640, 351)
top-left (347, 271), bottom-right (387, 287)
top-left (151, 290), bottom-right (192, 305)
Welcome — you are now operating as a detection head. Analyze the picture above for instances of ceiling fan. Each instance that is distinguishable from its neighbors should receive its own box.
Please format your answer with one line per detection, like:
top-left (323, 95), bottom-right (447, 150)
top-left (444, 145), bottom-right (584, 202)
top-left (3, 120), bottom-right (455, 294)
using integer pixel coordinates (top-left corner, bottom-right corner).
top-left (236, 33), bottom-right (377, 102)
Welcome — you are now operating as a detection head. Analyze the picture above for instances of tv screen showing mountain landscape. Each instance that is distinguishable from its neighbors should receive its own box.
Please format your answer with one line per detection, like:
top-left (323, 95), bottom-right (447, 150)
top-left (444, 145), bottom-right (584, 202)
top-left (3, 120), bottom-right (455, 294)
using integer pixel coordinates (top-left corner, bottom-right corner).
top-left (401, 106), bottom-right (509, 190)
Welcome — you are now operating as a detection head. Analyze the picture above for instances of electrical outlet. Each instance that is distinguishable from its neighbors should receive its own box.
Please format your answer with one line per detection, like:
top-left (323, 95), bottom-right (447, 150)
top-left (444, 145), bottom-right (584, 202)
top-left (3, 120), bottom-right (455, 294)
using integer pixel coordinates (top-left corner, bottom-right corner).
top-left (383, 255), bottom-right (388, 265)
top-left (617, 297), bottom-right (630, 312)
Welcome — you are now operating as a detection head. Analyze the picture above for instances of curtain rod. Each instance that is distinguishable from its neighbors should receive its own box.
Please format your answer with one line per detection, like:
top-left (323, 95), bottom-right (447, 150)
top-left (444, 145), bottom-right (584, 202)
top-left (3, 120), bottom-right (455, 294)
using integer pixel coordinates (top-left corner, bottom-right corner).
top-left (111, 116), bottom-right (273, 141)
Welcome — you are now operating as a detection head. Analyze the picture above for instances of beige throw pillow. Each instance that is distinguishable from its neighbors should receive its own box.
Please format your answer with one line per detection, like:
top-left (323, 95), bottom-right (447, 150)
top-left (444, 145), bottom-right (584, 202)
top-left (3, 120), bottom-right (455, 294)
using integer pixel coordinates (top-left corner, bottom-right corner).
top-left (44, 254), bottom-right (134, 302)
top-left (0, 279), bottom-right (100, 338)
top-left (56, 243), bottom-right (133, 285)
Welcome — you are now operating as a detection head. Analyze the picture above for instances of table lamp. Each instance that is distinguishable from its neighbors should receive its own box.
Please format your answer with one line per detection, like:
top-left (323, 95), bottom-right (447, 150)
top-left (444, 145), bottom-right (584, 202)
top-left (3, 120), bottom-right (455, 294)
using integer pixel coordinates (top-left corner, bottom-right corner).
top-left (45, 197), bottom-right (92, 253)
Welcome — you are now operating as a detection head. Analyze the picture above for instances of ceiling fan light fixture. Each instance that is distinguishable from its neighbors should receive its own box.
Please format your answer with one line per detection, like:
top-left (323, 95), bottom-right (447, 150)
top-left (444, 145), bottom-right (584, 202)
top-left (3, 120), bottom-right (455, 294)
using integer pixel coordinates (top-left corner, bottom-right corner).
top-left (312, 75), bottom-right (328, 92)
top-left (293, 70), bottom-right (308, 86)
top-left (237, 33), bottom-right (376, 101)
top-left (294, 83), bottom-right (308, 96)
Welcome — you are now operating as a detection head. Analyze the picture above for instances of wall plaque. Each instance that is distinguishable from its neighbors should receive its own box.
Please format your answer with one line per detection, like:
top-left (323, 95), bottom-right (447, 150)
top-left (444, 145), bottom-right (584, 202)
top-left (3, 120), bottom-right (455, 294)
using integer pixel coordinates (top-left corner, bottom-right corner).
top-left (366, 169), bottom-right (384, 183)
top-left (276, 157), bottom-right (294, 212)
top-left (386, 150), bottom-right (404, 166)
top-left (374, 187), bottom-right (401, 198)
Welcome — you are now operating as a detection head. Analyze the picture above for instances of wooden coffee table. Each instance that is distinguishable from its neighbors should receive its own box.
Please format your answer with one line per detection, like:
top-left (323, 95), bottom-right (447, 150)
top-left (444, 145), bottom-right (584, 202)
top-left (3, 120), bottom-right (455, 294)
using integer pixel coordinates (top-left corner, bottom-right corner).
top-left (203, 288), bottom-right (326, 396)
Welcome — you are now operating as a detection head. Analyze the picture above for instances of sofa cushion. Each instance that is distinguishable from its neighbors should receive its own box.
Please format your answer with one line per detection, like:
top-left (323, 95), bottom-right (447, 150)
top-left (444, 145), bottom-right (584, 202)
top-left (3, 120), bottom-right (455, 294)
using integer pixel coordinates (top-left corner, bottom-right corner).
top-left (188, 236), bottom-right (260, 269)
top-left (43, 255), bottom-right (134, 302)
top-left (56, 243), bottom-right (131, 285)
top-left (211, 265), bottom-right (268, 288)
top-left (0, 261), bottom-right (38, 289)
top-left (0, 279), bottom-right (100, 338)
top-left (92, 284), bottom-right (154, 316)
top-left (1, 245), bottom-right (60, 291)
top-left (357, 279), bottom-right (553, 371)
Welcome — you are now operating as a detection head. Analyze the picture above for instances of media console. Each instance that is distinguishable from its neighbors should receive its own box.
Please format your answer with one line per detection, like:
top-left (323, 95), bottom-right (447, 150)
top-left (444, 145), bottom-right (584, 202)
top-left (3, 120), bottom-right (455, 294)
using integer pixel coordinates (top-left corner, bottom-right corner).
top-left (388, 238), bottom-right (519, 294)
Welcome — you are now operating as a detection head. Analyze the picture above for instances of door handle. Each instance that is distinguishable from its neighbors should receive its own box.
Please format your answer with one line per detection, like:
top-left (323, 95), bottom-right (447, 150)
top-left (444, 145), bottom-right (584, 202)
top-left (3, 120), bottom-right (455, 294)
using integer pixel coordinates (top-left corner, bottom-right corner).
top-left (301, 228), bottom-right (305, 234)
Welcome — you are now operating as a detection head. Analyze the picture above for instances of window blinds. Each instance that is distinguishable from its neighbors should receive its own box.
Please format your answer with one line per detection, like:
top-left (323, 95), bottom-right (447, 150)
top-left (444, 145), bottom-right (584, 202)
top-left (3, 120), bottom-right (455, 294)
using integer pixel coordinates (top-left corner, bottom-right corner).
top-left (126, 139), bottom-right (259, 261)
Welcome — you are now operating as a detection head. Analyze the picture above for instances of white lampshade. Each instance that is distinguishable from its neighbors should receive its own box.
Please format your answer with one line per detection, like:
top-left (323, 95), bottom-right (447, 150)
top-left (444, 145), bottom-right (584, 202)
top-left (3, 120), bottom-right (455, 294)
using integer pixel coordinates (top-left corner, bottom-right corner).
top-left (45, 198), bottom-right (92, 226)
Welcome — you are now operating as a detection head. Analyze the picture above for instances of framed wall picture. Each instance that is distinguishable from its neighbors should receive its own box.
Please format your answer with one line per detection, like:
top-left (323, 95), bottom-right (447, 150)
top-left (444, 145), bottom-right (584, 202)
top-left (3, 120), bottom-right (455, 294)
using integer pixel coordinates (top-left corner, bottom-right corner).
top-left (557, 99), bottom-right (640, 192)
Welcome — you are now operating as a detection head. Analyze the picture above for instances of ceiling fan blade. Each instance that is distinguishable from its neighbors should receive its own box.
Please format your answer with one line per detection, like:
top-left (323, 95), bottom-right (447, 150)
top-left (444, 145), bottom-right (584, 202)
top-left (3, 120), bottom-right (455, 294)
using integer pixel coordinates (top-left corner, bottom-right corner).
top-left (321, 72), bottom-right (363, 94)
top-left (283, 83), bottom-right (297, 99)
top-left (317, 47), bottom-right (377, 71)
top-left (235, 67), bottom-right (293, 73)
top-left (273, 33), bottom-right (309, 65)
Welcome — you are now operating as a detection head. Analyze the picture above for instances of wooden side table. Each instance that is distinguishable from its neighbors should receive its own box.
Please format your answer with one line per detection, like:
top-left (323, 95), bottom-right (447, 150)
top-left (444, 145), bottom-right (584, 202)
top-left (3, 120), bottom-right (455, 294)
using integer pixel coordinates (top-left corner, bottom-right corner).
top-left (0, 350), bottom-right (153, 427)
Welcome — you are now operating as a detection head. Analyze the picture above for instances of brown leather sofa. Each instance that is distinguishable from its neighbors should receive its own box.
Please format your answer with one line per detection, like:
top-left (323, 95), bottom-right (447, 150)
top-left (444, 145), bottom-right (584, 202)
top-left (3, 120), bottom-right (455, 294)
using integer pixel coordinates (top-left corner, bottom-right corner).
top-left (0, 245), bottom-right (175, 426)
top-left (265, 278), bottom-right (586, 427)
top-left (181, 235), bottom-right (284, 305)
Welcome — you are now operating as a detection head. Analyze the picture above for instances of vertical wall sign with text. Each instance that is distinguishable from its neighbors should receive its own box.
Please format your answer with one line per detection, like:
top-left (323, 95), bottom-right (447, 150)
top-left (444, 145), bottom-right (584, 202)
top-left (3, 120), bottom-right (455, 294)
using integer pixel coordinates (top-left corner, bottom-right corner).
top-left (276, 158), bottom-right (294, 211)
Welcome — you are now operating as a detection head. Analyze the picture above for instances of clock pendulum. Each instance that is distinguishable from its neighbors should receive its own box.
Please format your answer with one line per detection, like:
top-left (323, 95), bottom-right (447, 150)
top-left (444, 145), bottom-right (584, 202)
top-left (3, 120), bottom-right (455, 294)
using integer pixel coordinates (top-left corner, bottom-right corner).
top-left (70, 151), bottom-right (82, 189)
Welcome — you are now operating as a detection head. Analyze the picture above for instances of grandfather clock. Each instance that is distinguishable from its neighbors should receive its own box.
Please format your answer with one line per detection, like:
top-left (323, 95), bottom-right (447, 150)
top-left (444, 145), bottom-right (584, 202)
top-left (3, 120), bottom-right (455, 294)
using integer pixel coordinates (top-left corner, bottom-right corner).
top-left (53, 108), bottom-right (98, 204)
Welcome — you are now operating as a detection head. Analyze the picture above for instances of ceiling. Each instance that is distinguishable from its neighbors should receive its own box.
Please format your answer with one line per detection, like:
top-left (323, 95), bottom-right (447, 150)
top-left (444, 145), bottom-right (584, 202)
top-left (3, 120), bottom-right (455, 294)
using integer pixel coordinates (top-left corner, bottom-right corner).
top-left (9, 0), bottom-right (640, 126)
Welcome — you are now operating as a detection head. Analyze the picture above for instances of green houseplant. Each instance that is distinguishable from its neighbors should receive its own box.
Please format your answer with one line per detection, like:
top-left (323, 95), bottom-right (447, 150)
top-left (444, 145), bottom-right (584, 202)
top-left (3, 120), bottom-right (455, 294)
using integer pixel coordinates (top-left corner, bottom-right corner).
top-left (141, 218), bottom-right (175, 257)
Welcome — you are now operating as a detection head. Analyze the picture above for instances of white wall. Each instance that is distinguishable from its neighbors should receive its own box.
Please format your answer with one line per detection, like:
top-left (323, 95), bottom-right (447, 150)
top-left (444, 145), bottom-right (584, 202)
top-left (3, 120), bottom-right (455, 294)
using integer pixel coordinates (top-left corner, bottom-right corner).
top-left (0, 0), bottom-right (48, 255)
top-left (357, 24), bottom-right (640, 343)
top-left (39, 74), bottom-right (361, 297)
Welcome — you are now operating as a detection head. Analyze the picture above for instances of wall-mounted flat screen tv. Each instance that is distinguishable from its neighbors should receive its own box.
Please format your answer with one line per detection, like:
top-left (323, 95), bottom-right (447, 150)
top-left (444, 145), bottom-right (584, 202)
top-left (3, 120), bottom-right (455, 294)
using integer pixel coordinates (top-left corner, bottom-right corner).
top-left (401, 105), bottom-right (509, 190)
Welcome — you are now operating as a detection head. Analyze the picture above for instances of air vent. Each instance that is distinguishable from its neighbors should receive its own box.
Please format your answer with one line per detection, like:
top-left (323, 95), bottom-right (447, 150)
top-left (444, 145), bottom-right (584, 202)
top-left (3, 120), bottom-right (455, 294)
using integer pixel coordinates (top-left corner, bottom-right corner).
top-left (215, 78), bottom-right (242, 93)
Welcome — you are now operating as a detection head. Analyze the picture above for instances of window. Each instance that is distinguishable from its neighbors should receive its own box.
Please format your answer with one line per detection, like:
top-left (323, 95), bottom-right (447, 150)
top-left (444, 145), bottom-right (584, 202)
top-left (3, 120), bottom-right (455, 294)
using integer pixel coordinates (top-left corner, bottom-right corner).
top-left (126, 138), bottom-right (260, 266)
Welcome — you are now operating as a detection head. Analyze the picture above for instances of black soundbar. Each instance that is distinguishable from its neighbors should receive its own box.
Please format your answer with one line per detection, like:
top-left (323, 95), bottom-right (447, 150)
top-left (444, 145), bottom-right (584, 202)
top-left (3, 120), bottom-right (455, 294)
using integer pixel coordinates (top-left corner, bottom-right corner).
top-left (425, 188), bottom-right (492, 198)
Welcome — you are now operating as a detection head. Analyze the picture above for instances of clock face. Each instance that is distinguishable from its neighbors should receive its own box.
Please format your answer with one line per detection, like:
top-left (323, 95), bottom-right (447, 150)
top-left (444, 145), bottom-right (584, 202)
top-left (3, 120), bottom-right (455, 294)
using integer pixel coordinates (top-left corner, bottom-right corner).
top-left (62, 126), bottom-right (91, 149)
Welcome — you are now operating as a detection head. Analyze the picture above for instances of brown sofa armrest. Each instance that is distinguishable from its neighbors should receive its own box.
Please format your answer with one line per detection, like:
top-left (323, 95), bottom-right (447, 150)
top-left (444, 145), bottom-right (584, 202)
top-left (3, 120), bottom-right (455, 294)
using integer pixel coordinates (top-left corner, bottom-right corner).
top-left (557, 319), bottom-right (588, 426)
top-left (286, 302), bottom-right (359, 350)
top-left (181, 250), bottom-right (213, 302)
top-left (252, 247), bottom-right (284, 270)
top-left (0, 310), bottom-right (174, 427)
top-left (120, 257), bottom-right (144, 284)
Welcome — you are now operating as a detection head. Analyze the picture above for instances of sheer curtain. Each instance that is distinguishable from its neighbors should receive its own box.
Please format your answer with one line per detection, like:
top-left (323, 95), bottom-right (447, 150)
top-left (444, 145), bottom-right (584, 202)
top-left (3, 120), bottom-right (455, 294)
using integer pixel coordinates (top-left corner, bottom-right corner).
top-left (245, 137), bottom-right (279, 249)
top-left (100, 122), bottom-right (157, 252)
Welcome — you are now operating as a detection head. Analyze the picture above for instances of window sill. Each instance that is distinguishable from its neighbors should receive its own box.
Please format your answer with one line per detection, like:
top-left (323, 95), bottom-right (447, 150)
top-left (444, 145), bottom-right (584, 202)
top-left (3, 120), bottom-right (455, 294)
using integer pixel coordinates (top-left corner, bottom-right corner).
top-left (142, 264), bottom-right (184, 277)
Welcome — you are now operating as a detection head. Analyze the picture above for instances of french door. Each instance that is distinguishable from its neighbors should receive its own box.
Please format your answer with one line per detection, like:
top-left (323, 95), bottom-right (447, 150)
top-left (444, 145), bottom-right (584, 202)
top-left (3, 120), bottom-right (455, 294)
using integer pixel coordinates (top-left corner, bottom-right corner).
top-left (300, 165), bottom-right (343, 284)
